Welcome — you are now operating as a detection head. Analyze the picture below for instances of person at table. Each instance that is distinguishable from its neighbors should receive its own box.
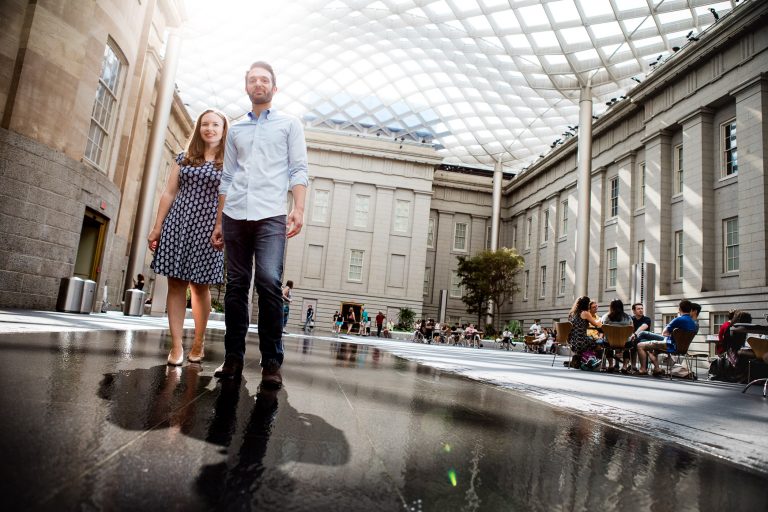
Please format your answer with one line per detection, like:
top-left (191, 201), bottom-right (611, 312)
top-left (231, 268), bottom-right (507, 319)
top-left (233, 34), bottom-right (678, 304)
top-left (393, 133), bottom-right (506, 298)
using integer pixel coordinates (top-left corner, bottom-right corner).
top-left (501, 327), bottom-right (513, 351)
top-left (567, 296), bottom-right (603, 370)
top-left (625, 303), bottom-right (652, 373)
top-left (586, 301), bottom-right (602, 341)
top-left (528, 319), bottom-right (542, 336)
top-left (716, 309), bottom-right (736, 356)
top-left (532, 327), bottom-right (550, 353)
top-left (465, 324), bottom-right (480, 348)
top-left (636, 299), bottom-right (698, 376)
top-left (600, 299), bottom-right (632, 372)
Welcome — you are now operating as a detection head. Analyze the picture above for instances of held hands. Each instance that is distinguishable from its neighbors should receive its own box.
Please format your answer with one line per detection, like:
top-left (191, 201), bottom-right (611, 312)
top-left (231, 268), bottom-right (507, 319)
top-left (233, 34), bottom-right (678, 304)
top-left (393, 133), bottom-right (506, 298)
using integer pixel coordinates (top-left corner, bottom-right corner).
top-left (210, 223), bottom-right (224, 251)
top-left (286, 207), bottom-right (304, 239)
top-left (147, 228), bottom-right (161, 252)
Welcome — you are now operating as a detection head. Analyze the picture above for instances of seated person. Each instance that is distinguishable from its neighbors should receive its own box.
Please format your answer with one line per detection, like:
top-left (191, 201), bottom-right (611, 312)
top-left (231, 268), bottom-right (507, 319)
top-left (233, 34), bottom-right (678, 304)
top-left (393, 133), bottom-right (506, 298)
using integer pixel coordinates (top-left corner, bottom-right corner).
top-left (424, 318), bottom-right (435, 343)
top-left (600, 299), bottom-right (632, 371)
top-left (501, 328), bottom-right (513, 350)
top-left (586, 301), bottom-right (602, 341)
top-left (440, 323), bottom-right (452, 344)
top-left (636, 299), bottom-right (699, 376)
top-left (712, 310), bottom-right (753, 383)
top-left (626, 303), bottom-right (652, 372)
top-left (383, 320), bottom-right (393, 339)
top-left (567, 296), bottom-right (603, 370)
top-left (716, 310), bottom-right (736, 356)
top-left (533, 327), bottom-right (549, 353)
top-left (465, 324), bottom-right (481, 347)
top-left (529, 319), bottom-right (542, 336)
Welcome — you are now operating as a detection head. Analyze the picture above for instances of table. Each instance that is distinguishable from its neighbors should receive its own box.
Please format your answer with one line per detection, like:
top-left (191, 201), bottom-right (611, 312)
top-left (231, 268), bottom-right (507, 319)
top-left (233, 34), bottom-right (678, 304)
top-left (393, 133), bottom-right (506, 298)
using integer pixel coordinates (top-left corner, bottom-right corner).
top-left (731, 323), bottom-right (768, 397)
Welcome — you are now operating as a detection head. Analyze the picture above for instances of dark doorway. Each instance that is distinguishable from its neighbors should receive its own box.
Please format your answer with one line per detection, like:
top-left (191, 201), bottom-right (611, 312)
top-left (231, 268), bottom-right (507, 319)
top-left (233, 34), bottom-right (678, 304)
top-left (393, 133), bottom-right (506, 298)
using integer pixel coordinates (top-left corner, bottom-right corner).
top-left (74, 208), bottom-right (108, 280)
top-left (340, 302), bottom-right (363, 333)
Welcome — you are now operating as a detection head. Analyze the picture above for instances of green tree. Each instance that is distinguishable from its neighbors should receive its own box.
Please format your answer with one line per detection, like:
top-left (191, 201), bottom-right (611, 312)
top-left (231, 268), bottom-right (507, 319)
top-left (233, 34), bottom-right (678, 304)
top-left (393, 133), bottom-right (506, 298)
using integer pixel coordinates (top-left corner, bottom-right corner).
top-left (397, 307), bottom-right (416, 330)
top-left (457, 248), bottom-right (524, 331)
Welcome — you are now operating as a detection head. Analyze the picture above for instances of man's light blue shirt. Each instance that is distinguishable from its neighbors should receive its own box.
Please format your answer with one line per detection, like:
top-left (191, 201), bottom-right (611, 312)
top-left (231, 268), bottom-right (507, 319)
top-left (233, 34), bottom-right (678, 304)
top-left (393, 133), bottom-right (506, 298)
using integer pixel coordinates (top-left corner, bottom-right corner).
top-left (220, 109), bottom-right (308, 221)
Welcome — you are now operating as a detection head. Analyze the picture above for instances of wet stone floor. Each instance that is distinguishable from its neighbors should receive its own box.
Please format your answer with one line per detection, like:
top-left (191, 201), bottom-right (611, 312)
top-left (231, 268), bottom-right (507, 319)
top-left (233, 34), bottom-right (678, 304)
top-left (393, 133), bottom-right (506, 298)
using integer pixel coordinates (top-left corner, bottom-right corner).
top-left (0, 329), bottom-right (766, 511)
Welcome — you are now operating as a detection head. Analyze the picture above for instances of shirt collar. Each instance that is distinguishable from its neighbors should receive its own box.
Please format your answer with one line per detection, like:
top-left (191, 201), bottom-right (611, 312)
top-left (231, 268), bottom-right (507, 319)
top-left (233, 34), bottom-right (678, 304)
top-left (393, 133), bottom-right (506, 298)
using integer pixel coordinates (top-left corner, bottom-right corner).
top-left (247, 108), bottom-right (273, 121)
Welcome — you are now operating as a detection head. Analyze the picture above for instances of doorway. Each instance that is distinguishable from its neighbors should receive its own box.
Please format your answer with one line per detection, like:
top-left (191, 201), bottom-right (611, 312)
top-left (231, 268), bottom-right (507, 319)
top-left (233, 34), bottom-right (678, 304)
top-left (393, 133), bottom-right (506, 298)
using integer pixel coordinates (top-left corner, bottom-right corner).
top-left (73, 208), bottom-right (108, 280)
top-left (340, 301), bottom-right (363, 333)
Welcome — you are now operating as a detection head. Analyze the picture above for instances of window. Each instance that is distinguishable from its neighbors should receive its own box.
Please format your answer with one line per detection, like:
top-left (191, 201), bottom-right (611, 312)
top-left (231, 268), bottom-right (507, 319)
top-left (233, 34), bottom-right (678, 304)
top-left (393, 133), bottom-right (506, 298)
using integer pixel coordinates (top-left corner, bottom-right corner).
top-left (542, 209), bottom-right (550, 242)
top-left (539, 266), bottom-right (547, 298)
top-left (711, 312), bottom-right (729, 336)
top-left (662, 314), bottom-right (677, 328)
top-left (523, 270), bottom-right (529, 300)
top-left (394, 200), bottom-right (410, 232)
top-left (609, 177), bottom-right (619, 217)
top-left (722, 119), bottom-right (738, 177)
top-left (638, 162), bottom-right (646, 208)
top-left (561, 200), bottom-right (568, 234)
top-left (427, 218), bottom-right (435, 248)
top-left (312, 189), bottom-right (330, 222)
top-left (450, 271), bottom-right (463, 298)
top-left (674, 230), bottom-right (684, 280)
top-left (558, 260), bottom-right (566, 296)
top-left (511, 226), bottom-right (517, 248)
top-left (348, 249), bottom-right (364, 281)
top-left (486, 225), bottom-right (492, 250)
top-left (607, 248), bottom-right (617, 288)
top-left (525, 217), bottom-right (532, 249)
top-left (423, 268), bottom-right (431, 296)
top-left (353, 195), bottom-right (370, 228)
top-left (724, 217), bottom-right (739, 272)
top-left (674, 144), bottom-right (684, 195)
top-left (637, 240), bottom-right (645, 265)
top-left (85, 41), bottom-right (125, 168)
top-left (454, 222), bottom-right (467, 251)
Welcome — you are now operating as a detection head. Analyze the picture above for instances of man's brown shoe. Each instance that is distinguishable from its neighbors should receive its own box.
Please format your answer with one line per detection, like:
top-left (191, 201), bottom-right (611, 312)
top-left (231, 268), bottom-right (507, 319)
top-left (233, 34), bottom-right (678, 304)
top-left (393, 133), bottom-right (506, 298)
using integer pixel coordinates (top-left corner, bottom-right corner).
top-left (214, 356), bottom-right (243, 379)
top-left (261, 362), bottom-right (283, 390)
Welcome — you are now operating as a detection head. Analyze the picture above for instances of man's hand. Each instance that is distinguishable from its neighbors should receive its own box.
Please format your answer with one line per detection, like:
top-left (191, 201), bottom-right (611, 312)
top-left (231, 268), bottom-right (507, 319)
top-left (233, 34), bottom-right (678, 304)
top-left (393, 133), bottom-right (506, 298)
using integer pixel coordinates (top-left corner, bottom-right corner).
top-left (210, 223), bottom-right (225, 251)
top-left (286, 207), bottom-right (304, 239)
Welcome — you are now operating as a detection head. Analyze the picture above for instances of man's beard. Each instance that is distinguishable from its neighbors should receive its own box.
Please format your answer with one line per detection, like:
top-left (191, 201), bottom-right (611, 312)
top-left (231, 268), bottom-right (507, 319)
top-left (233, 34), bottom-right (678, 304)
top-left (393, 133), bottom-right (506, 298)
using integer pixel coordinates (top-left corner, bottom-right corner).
top-left (249, 90), bottom-right (273, 104)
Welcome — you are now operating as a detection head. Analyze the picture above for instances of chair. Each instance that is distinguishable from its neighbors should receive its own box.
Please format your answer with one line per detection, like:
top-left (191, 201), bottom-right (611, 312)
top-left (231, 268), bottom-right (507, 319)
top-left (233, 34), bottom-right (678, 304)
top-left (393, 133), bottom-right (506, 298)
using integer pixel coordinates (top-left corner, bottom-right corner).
top-left (600, 324), bottom-right (635, 370)
top-left (552, 322), bottom-right (573, 367)
top-left (663, 328), bottom-right (701, 380)
top-left (524, 335), bottom-right (536, 352)
top-left (743, 337), bottom-right (768, 397)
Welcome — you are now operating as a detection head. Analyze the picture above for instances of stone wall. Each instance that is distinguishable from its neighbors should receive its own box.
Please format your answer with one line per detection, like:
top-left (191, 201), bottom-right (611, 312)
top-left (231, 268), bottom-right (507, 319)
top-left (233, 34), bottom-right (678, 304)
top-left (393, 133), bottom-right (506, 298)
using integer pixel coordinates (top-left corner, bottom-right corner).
top-left (0, 128), bottom-right (119, 309)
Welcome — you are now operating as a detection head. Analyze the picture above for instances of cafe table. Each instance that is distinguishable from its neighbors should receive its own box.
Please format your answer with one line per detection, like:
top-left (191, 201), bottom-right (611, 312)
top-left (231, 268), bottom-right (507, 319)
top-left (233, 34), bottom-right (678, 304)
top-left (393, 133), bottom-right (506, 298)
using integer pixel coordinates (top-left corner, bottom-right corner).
top-left (731, 323), bottom-right (768, 397)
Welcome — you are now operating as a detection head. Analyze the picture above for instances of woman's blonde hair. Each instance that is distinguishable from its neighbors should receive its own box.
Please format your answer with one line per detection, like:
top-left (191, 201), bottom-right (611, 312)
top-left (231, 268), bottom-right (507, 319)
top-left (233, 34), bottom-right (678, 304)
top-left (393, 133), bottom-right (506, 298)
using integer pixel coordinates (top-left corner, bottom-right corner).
top-left (182, 109), bottom-right (228, 169)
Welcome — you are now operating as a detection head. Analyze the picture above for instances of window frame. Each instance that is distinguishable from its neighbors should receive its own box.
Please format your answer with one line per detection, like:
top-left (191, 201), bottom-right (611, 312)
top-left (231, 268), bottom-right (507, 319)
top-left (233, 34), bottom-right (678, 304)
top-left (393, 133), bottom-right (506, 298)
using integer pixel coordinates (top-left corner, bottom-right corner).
top-left (423, 267), bottom-right (431, 296)
top-left (449, 270), bottom-right (463, 298)
top-left (609, 176), bottom-right (619, 218)
top-left (721, 118), bottom-right (738, 178)
top-left (539, 265), bottom-right (547, 299)
top-left (393, 199), bottom-right (410, 233)
top-left (724, 217), bottom-right (739, 272)
top-left (637, 240), bottom-right (645, 266)
top-left (348, 249), bottom-right (364, 282)
top-left (453, 222), bottom-right (468, 252)
top-left (525, 217), bottom-right (532, 250)
top-left (523, 270), bottom-right (529, 301)
top-left (674, 230), bottom-right (684, 280)
top-left (353, 194), bottom-right (370, 228)
top-left (427, 217), bottom-right (435, 248)
top-left (674, 144), bottom-right (684, 196)
top-left (638, 162), bottom-right (646, 208)
top-left (312, 189), bottom-right (330, 222)
top-left (542, 209), bottom-right (550, 242)
top-left (558, 260), bottom-right (566, 296)
top-left (607, 247), bottom-right (617, 289)
top-left (560, 200), bottom-right (568, 235)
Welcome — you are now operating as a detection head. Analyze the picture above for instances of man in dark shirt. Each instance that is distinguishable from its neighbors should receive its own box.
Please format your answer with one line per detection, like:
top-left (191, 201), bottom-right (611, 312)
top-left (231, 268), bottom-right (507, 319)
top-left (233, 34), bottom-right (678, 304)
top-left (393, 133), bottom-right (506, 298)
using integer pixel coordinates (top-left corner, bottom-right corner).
top-left (375, 311), bottom-right (385, 337)
top-left (631, 303), bottom-right (652, 337)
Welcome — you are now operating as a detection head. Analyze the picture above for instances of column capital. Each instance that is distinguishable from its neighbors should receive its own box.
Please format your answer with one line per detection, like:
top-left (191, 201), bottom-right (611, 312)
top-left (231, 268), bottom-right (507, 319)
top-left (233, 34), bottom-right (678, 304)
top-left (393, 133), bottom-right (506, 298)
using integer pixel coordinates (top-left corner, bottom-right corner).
top-left (591, 165), bottom-right (606, 177)
top-left (375, 184), bottom-right (396, 191)
top-left (613, 150), bottom-right (636, 165)
top-left (333, 179), bottom-right (354, 186)
top-left (679, 107), bottom-right (714, 126)
top-left (641, 129), bottom-right (672, 146)
top-left (730, 72), bottom-right (768, 99)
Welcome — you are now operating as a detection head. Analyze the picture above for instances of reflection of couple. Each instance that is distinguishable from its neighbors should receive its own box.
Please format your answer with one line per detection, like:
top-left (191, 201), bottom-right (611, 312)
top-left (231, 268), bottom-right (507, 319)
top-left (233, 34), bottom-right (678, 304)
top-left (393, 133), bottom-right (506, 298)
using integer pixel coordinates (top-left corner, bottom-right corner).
top-left (98, 365), bottom-right (349, 507)
top-left (148, 60), bottom-right (309, 392)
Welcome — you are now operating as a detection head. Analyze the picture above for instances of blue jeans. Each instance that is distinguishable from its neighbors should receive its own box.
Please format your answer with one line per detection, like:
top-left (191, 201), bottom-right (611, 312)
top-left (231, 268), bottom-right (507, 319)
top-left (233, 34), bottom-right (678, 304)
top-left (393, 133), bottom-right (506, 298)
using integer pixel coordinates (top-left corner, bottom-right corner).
top-left (637, 332), bottom-right (664, 342)
top-left (223, 214), bottom-right (286, 368)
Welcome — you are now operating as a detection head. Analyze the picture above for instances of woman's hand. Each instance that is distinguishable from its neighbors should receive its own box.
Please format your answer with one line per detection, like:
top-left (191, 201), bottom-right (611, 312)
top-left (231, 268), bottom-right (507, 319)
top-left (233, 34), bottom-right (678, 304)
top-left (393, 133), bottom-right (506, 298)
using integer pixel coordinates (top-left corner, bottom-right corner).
top-left (147, 227), bottom-right (161, 252)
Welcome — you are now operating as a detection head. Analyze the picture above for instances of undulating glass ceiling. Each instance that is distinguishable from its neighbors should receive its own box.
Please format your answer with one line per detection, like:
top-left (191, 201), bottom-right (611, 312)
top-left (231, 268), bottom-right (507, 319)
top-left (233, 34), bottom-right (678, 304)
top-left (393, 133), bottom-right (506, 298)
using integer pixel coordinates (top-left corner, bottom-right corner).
top-left (177, 0), bottom-right (741, 172)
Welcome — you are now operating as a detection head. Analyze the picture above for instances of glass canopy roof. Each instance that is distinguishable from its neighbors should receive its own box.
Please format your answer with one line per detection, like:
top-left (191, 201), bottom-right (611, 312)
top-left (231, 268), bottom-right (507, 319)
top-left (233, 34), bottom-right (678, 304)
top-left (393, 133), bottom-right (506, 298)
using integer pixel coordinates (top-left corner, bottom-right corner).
top-left (177, 0), bottom-right (741, 172)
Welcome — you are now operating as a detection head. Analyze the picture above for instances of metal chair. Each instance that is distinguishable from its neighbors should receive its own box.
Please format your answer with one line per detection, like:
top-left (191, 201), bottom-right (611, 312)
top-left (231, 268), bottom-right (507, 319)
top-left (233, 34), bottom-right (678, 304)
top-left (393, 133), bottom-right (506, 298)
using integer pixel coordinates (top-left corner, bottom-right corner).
top-left (524, 335), bottom-right (536, 352)
top-left (664, 328), bottom-right (700, 380)
top-left (743, 337), bottom-right (768, 397)
top-left (552, 322), bottom-right (573, 367)
top-left (600, 324), bottom-right (635, 371)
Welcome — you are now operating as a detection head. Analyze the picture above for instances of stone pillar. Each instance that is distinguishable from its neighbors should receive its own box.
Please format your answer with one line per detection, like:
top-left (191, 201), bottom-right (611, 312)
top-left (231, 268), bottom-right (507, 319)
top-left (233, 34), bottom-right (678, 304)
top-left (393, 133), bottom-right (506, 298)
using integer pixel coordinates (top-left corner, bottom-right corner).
top-left (588, 167), bottom-right (605, 298)
top-left (491, 159), bottom-right (503, 250)
top-left (615, 152), bottom-right (635, 300)
top-left (575, 84), bottom-right (594, 296)
top-left (324, 180), bottom-right (352, 288)
top-left (643, 130), bottom-right (673, 296)
top-left (733, 75), bottom-right (768, 287)
top-left (434, 210), bottom-right (455, 304)
top-left (406, 191), bottom-right (432, 299)
top-left (681, 108), bottom-right (715, 294)
top-left (368, 185), bottom-right (395, 295)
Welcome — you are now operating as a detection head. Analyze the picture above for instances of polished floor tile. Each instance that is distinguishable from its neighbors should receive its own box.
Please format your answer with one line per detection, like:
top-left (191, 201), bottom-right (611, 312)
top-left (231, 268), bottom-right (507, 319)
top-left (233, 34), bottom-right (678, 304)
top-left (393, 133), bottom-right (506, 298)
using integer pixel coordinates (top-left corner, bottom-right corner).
top-left (0, 329), bottom-right (766, 511)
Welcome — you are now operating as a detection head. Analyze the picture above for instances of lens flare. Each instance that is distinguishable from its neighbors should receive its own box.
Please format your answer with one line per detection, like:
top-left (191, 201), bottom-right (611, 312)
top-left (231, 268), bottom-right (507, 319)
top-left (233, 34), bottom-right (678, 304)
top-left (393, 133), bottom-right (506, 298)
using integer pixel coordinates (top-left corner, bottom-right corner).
top-left (448, 469), bottom-right (457, 486)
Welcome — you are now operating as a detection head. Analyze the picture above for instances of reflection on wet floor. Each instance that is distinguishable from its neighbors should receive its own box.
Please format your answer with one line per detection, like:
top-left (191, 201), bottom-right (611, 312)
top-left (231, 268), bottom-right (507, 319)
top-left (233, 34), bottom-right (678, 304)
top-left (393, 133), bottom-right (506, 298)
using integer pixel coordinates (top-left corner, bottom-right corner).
top-left (0, 329), bottom-right (766, 511)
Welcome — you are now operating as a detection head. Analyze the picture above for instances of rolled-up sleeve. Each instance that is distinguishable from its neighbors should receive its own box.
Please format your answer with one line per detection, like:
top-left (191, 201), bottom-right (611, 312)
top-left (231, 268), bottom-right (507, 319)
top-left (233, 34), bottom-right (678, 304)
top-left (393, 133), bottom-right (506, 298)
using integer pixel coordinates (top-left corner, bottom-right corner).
top-left (219, 130), bottom-right (237, 196)
top-left (287, 119), bottom-right (309, 189)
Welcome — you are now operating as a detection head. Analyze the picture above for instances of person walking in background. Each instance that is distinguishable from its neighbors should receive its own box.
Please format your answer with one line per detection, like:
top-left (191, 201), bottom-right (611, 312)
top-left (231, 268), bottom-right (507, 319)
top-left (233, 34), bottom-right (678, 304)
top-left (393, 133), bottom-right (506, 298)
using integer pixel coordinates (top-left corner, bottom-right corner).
top-left (210, 61), bottom-right (308, 388)
top-left (360, 307), bottom-right (369, 336)
top-left (346, 307), bottom-right (356, 335)
top-left (376, 311), bottom-right (385, 337)
top-left (149, 109), bottom-right (228, 365)
top-left (303, 304), bottom-right (314, 333)
top-left (333, 310), bottom-right (342, 334)
top-left (281, 280), bottom-right (293, 334)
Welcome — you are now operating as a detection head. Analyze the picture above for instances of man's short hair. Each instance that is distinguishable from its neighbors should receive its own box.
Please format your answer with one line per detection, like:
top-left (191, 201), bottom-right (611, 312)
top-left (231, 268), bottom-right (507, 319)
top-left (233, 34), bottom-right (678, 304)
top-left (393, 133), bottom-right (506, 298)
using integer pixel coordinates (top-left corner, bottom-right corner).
top-left (678, 299), bottom-right (693, 313)
top-left (245, 61), bottom-right (276, 86)
top-left (691, 302), bottom-right (702, 315)
top-left (632, 303), bottom-right (643, 311)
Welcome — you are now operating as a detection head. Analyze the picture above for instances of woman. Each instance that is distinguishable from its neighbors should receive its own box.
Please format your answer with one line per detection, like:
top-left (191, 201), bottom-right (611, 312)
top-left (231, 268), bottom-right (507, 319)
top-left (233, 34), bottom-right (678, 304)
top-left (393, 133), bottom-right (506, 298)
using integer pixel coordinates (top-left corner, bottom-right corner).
top-left (346, 307), bottom-right (357, 334)
top-left (568, 296), bottom-right (603, 370)
top-left (282, 280), bottom-right (293, 333)
top-left (149, 109), bottom-right (228, 365)
top-left (600, 299), bottom-right (633, 372)
top-left (716, 310), bottom-right (736, 356)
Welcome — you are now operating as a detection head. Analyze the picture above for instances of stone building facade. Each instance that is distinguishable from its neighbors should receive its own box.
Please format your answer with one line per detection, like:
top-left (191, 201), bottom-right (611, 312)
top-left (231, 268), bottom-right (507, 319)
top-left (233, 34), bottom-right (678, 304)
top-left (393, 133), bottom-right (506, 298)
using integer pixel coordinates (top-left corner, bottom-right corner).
top-left (0, 0), bottom-right (190, 310)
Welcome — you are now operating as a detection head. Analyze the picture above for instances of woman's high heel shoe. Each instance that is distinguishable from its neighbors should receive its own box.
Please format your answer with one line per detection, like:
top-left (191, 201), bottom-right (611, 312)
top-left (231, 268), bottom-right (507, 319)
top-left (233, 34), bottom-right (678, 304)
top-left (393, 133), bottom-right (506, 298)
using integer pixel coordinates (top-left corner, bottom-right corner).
top-left (167, 350), bottom-right (184, 366)
top-left (187, 345), bottom-right (205, 363)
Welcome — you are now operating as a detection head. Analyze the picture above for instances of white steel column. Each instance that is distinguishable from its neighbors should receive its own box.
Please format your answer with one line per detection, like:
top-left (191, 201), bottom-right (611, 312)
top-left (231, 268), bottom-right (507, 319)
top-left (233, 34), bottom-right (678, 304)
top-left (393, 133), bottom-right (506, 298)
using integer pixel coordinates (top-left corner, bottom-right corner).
top-left (575, 84), bottom-right (593, 297)
top-left (125, 30), bottom-right (183, 292)
top-left (490, 159), bottom-right (503, 250)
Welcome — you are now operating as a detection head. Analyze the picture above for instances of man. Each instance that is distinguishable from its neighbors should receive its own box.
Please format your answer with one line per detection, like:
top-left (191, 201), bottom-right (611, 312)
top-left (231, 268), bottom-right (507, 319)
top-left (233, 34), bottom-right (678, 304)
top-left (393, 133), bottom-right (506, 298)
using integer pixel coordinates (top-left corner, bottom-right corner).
top-left (630, 303), bottom-right (652, 338)
top-left (636, 299), bottom-right (698, 376)
top-left (375, 311), bottom-right (385, 337)
top-left (210, 61), bottom-right (308, 388)
top-left (529, 319), bottom-right (542, 336)
top-left (303, 305), bottom-right (314, 333)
